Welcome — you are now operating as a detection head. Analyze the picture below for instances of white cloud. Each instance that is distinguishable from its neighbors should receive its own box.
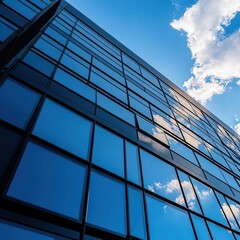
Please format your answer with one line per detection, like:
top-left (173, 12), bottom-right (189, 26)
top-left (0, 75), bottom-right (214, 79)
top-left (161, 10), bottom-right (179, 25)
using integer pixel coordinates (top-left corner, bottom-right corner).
top-left (237, 80), bottom-right (240, 85)
top-left (234, 122), bottom-right (240, 135)
top-left (171, 0), bottom-right (240, 105)
top-left (220, 203), bottom-right (240, 229)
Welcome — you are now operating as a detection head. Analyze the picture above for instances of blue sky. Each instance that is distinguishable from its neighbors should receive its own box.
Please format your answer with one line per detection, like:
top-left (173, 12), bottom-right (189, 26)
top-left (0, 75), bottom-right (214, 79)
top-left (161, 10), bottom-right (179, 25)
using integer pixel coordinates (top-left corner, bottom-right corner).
top-left (66, 0), bottom-right (240, 135)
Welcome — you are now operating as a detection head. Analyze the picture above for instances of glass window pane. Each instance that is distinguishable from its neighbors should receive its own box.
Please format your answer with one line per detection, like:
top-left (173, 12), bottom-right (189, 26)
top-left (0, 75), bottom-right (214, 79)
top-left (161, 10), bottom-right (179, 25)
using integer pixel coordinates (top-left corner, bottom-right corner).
top-left (34, 37), bottom-right (63, 61)
top-left (125, 141), bottom-right (141, 185)
top-left (191, 178), bottom-right (229, 226)
top-left (191, 214), bottom-right (211, 240)
top-left (60, 53), bottom-right (89, 79)
top-left (33, 99), bottom-right (92, 160)
top-left (216, 192), bottom-right (239, 230)
top-left (196, 153), bottom-right (225, 182)
top-left (54, 68), bottom-right (96, 102)
top-left (7, 142), bottom-right (87, 220)
top-left (128, 186), bottom-right (146, 239)
top-left (167, 135), bottom-right (199, 165)
top-left (137, 115), bottom-right (168, 146)
top-left (226, 197), bottom-right (240, 229)
top-left (97, 93), bottom-right (135, 125)
top-left (23, 51), bottom-right (55, 77)
top-left (178, 170), bottom-right (202, 213)
top-left (141, 149), bottom-right (185, 206)
top-left (0, 79), bottom-right (40, 128)
top-left (146, 194), bottom-right (195, 240)
top-left (87, 171), bottom-right (126, 235)
top-left (207, 221), bottom-right (235, 240)
top-left (92, 125), bottom-right (124, 177)
top-left (0, 220), bottom-right (66, 240)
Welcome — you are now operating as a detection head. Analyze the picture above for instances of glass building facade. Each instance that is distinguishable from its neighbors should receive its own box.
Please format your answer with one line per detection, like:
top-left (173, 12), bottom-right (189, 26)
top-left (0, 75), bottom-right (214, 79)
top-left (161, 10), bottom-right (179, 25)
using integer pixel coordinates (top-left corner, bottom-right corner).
top-left (0, 1), bottom-right (240, 239)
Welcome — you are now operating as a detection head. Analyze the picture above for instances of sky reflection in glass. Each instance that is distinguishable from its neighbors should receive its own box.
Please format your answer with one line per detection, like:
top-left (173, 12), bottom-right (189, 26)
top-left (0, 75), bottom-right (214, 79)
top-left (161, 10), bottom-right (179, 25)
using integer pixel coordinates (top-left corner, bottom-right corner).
top-left (141, 149), bottom-right (185, 206)
top-left (191, 178), bottom-right (229, 226)
top-left (146, 194), bottom-right (195, 240)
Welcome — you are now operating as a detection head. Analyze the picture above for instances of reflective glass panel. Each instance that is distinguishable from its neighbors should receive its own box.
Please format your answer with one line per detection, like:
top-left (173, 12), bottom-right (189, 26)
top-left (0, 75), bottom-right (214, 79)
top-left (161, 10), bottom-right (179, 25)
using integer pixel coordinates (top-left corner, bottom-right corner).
top-left (141, 149), bottom-right (185, 206)
top-left (23, 51), bottom-right (55, 77)
top-left (125, 141), bottom-right (141, 185)
top-left (0, 79), bottom-right (40, 128)
top-left (207, 221), bottom-right (235, 240)
top-left (191, 214), bottom-right (211, 240)
top-left (97, 93), bottom-right (135, 125)
top-left (167, 135), bottom-right (199, 165)
top-left (87, 171), bottom-right (126, 235)
top-left (191, 178), bottom-right (229, 226)
top-left (216, 192), bottom-right (239, 230)
top-left (178, 170), bottom-right (202, 213)
top-left (128, 186), bottom-right (147, 239)
top-left (146, 194), bottom-right (195, 240)
top-left (92, 125), bottom-right (124, 177)
top-left (54, 68), bottom-right (96, 102)
top-left (33, 99), bottom-right (92, 160)
top-left (0, 220), bottom-right (66, 240)
top-left (7, 142), bottom-right (87, 220)
top-left (226, 197), bottom-right (240, 228)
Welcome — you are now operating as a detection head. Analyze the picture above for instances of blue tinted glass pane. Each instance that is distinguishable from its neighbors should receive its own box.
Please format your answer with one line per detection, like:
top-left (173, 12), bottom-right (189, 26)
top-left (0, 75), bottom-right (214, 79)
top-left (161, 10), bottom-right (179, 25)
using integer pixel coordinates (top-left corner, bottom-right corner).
top-left (33, 99), bottom-right (92, 160)
top-left (128, 186), bottom-right (146, 239)
top-left (191, 214), bottom-right (211, 240)
top-left (178, 170), bottom-right (202, 214)
top-left (34, 37), bottom-right (62, 60)
top-left (141, 149), bottom-right (185, 206)
top-left (146, 194), bottom-right (195, 240)
top-left (7, 142), bottom-right (87, 220)
top-left (54, 68), bottom-right (96, 102)
top-left (0, 18), bottom-right (16, 41)
top-left (125, 141), bottom-right (141, 185)
top-left (207, 221), bottom-right (235, 240)
top-left (191, 178), bottom-right (229, 226)
top-left (92, 125), bottom-right (124, 177)
top-left (0, 220), bottom-right (62, 240)
top-left (216, 192), bottom-right (239, 230)
top-left (97, 93), bottom-right (135, 125)
top-left (0, 79), bottom-right (40, 128)
top-left (167, 135), bottom-right (199, 165)
top-left (45, 27), bottom-right (67, 45)
top-left (130, 95), bottom-right (152, 119)
top-left (67, 41), bottom-right (91, 62)
top-left (60, 53), bottom-right (89, 79)
top-left (3, 0), bottom-right (37, 19)
top-left (87, 171), bottom-right (126, 235)
top-left (226, 198), bottom-right (240, 228)
top-left (196, 153), bottom-right (225, 182)
top-left (137, 115), bottom-right (168, 146)
top-left (23, 51), bottom-right (55, 76)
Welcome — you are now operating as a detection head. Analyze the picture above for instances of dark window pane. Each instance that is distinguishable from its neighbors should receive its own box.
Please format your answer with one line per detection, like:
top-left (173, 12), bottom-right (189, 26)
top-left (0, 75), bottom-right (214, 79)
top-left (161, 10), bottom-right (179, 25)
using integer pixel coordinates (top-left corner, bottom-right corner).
top-left (33, 99), bottom-right (92, 160)
top-left (146, 194), bottom-right (195, 240)
top-left (60, 52), bottom-right (89, 79)
top-left (141, 149), bottom-right (185, 206)
top-left (97, 93), bottom-right (134, 125)
top-left (54, 68), bottom-right (96, 102)
top-left (0, 79), bottom-right (40, 128)
top-left (125, 141), bottom-right (141, 185)
top-left (23, 51), bottom-right (55, 77)
top-left (0, 220), bottom-right (67, 240)
top-left (87, 171), bottom-right (126, 235)
top-left (92, 125), bottom-right (124, 177)
top-left (0, 125), bottom-right (22, 181)
top-left (7, 142), bottom-right (87, 220)
top-left (128, 186), bottom-right (146, 239)
top-left (191, 214), bottom-right (211, 240)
